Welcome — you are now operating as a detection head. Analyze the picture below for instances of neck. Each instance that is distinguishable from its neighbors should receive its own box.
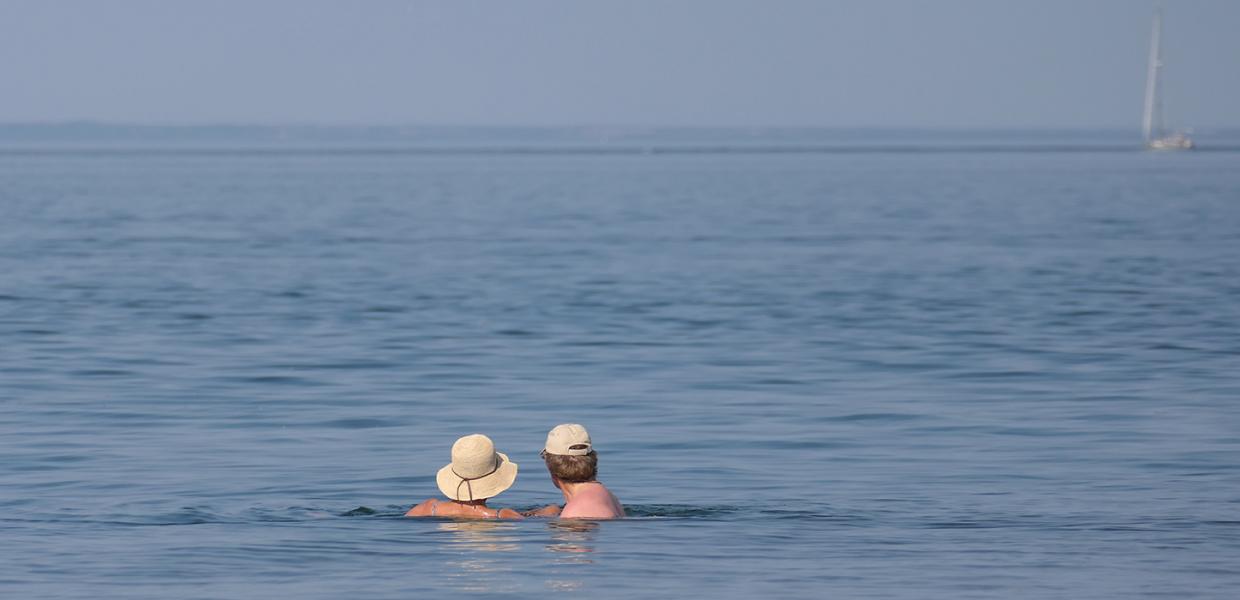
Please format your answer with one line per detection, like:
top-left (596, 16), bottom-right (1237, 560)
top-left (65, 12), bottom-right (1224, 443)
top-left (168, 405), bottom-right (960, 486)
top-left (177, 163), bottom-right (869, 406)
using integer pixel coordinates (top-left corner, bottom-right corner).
top-left (557, 480), bottom-right (598, 502)
top-left (450, 499), bottom-right (488, 507)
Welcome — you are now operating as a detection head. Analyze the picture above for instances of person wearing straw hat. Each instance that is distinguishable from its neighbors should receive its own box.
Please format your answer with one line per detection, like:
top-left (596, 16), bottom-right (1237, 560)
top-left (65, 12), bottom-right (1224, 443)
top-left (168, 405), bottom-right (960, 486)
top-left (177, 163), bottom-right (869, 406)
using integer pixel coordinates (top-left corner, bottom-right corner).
top-left (405, 434), bottom-right (523, 519)
top-left (525, 424), bottom-right (625, 519)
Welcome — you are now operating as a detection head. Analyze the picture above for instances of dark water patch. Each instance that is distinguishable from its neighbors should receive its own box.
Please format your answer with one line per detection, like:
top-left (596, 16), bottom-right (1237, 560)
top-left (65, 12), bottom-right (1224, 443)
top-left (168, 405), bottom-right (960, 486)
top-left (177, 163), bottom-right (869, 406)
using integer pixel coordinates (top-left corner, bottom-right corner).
top-left (985, 426), bottom-right (1081, 438)
top-left (265, 360), bottom-right (401, 371)
top-left (1137, 461), bottom-right (1240, 472)
top-left (211, 419), bottom-right (295, 430)
top-left (748, 377), bottom-right (807, 386)
top-left (10, 462), bottom-right (77, 472)
top-left (494, 328), bottom-right (537, 336)
top-left (559, 339), bottom-right (675, 348)
top-left (943, 370), bottom-right (1042, 380)
top-left (1068, 412), bottom-right (1150, 422)
top-left (1070, 286), bottom-right (1147, 297)
top-left (221, 375), bottom-right (328, 386)
top-left (108, 356), bottom-right (192, 368)
top-left (14, 329), bottom-right (58, 336)
top-left (921, 519), bottom-right (1031, 530)
top-left (314, 418), bottom-right (401, 429)
top-left (119, 299), bottom-right (177, 310)
top-left (415, 371), bottom-right (494, 384)
top-left (817, 412), bottom-right (927, 423)
top-left (648, 316), bottom-right (727, 329)
top-left (68, 369), bottom-right (135, 377)
top-left (1146, 342), bottom-right (1208, 352)
top-left (176, 312), bottom-right (213, 321)
top-left (34, 454), bottom-right (93, 464)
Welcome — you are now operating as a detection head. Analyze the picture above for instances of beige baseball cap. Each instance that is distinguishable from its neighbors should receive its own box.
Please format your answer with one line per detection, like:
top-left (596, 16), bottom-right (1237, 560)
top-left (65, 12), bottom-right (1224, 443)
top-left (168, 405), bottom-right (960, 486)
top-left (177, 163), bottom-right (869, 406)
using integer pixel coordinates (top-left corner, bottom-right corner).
top-left (543, 423), bottom-right (593, 456)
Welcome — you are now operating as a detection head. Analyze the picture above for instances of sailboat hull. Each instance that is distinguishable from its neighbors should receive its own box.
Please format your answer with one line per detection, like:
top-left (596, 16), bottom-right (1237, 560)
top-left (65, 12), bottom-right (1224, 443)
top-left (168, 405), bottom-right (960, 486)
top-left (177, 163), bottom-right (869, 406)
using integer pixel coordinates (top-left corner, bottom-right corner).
top-left (1146, 134), bottom-right (1194, 151)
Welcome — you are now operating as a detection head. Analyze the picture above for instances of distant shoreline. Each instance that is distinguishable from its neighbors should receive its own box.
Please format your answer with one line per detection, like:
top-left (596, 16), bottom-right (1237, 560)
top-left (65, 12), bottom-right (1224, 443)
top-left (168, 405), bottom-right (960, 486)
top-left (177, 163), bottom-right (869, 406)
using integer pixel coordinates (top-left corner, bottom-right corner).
top-left (3, 122), bottom-right (1238, 138)
top-left (4, 123), bottom-right (1238, 154)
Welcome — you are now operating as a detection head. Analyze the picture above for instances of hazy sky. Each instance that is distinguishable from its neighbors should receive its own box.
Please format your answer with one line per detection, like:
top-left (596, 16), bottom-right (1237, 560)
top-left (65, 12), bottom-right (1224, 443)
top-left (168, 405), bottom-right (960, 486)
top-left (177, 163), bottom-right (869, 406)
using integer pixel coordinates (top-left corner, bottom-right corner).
top-left (1, 0), bottom-right (1237, 129)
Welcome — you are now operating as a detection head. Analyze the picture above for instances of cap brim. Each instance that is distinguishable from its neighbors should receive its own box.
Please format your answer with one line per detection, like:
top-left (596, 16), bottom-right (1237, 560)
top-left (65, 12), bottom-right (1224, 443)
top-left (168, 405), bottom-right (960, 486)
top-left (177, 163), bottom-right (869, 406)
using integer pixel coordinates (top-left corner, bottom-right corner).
top-left (435, 452), bottom-right (518, 501)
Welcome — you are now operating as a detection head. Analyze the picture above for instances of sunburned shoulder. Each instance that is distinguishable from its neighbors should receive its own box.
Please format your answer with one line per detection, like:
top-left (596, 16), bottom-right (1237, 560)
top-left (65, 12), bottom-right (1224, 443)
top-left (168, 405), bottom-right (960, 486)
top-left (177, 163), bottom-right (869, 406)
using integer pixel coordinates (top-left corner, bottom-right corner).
top-left (561, 485), bottom-right (625, 520)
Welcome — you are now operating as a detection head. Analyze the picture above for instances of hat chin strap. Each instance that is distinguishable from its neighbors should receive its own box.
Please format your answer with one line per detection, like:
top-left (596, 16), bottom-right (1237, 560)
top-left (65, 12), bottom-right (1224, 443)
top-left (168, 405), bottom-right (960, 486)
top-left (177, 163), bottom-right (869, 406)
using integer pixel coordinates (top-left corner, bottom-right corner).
top-left (451, 455), bottom-right (501, 501)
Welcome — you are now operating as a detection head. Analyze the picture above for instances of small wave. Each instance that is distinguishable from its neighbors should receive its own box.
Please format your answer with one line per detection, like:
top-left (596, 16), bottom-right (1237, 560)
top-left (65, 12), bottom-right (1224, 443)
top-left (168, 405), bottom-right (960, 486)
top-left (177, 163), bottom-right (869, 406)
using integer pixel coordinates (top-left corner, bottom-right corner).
top-left (340, 505), bottom-right (408, 518)
top-left (362, 305), bottom-right (407, 314)
top-left (494, 328), bottom-right (537, 336)
top-left (176, 312), bottom-right (213, 321)
top-left (315, 418), bottom-right (402, 429)
top-left (818, 412), bottom-right (925, 423)
top-left (222, 374), bottom-right (327, 386)
top-left (68, 369), bottom-right (135, 377)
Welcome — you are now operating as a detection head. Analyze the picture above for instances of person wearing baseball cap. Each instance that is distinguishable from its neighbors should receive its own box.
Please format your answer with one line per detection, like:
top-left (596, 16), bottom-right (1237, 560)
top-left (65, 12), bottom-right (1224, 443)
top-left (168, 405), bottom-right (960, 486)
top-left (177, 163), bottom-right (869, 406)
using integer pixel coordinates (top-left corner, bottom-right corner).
top-left (405, 434), bottom-right (523, 519)
top-left (525, 423), bottom-right (625, 519)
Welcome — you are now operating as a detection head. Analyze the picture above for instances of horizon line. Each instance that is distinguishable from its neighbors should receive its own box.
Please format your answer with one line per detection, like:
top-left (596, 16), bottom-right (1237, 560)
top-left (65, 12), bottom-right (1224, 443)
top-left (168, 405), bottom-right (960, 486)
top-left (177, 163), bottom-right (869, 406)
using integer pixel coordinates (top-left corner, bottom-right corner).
top-left (3, 120), bottom-right (1238, 134)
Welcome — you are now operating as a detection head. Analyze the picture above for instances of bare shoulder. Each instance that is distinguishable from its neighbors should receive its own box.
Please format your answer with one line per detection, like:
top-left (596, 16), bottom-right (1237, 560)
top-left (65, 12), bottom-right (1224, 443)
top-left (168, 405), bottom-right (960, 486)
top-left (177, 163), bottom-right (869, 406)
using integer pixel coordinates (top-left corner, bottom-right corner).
top-left (609, 490), bottom-right (626, 518)
top-left (496, 508), bottom-right (525, 520)
top-left (593, 483), bottom-right (626, 512)
top-left (562, 484), bottom-right (625, 519)
top-left (405, 498), bottom-right (438, 517)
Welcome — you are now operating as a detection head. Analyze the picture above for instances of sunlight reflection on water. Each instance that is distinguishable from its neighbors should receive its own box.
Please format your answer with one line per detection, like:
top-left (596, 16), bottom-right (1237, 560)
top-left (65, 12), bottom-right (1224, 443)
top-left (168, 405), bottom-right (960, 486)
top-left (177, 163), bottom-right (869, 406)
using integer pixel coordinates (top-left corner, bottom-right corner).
top-left (439, 521), bottom-right (522, 592)
top-left (546, 520), bottom-right (598, 559)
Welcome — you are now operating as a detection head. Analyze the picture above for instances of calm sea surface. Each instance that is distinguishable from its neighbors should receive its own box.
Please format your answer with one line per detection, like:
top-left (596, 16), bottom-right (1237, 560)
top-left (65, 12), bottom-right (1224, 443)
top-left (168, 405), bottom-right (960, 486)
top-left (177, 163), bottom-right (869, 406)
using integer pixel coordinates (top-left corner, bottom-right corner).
top-left (2, 147), bottom-right (1238, 598)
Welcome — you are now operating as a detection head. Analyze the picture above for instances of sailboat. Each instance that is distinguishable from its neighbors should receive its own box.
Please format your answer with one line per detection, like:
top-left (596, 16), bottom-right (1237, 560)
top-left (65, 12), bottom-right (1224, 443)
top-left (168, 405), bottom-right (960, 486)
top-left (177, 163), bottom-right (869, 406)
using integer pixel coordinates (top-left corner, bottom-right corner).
top-left (1142, 7), bottom-right (1193, 150)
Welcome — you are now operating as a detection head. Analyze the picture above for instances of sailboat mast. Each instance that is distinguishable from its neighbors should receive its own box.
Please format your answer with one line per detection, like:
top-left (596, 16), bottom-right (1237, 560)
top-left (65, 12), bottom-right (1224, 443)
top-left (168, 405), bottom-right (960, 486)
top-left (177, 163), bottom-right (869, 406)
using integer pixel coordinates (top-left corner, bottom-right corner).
top-left (1142, 8), bottom-right (1162, 142)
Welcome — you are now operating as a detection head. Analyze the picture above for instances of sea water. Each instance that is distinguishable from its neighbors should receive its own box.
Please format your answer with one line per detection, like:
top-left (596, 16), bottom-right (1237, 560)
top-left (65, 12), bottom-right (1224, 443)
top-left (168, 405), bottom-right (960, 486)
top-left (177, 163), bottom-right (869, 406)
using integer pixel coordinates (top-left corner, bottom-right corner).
top-left (2, 146), bottom-right (1239, 598)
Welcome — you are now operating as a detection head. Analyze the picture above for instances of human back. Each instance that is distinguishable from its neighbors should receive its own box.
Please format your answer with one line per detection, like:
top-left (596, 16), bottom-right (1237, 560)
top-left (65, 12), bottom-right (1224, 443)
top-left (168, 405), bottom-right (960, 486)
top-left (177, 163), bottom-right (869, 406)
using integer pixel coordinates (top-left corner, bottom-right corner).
top-left (558, 481), bottom-right (624, 519)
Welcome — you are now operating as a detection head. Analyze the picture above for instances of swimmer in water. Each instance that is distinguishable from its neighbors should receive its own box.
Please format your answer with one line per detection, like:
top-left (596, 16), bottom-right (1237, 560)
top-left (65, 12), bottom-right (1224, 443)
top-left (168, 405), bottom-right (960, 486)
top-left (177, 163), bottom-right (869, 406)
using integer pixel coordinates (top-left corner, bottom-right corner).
top-left (525, 424), bottom-right (625, 519)
top-left (406, 434), bottom-right (523, 519)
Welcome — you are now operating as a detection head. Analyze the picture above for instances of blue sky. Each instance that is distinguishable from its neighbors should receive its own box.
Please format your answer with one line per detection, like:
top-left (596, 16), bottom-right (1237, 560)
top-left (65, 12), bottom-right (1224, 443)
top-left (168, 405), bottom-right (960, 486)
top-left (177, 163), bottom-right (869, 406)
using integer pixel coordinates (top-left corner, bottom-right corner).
top-left (1, 0), bottom-right (1236, 129)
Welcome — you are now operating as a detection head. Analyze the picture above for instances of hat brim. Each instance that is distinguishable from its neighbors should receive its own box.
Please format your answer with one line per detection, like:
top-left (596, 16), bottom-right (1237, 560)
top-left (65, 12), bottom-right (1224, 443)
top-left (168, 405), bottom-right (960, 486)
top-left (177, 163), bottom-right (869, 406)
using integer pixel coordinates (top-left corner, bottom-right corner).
top-left (435, 452), bottom-right (518, 501)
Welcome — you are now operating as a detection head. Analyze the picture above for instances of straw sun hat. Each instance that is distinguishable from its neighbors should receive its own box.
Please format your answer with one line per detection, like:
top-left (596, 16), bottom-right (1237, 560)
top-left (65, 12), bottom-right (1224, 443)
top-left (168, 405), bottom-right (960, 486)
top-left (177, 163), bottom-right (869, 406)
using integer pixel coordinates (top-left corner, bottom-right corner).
top-left (436, 434), bottom-right (518, 501)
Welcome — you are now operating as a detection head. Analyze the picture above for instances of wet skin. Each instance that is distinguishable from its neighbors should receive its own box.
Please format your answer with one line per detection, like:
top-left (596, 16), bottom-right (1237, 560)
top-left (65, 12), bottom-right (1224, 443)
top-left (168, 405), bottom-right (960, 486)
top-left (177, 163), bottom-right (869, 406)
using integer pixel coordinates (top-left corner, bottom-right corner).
top-left (405, 498), bottom-right (523, 519)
